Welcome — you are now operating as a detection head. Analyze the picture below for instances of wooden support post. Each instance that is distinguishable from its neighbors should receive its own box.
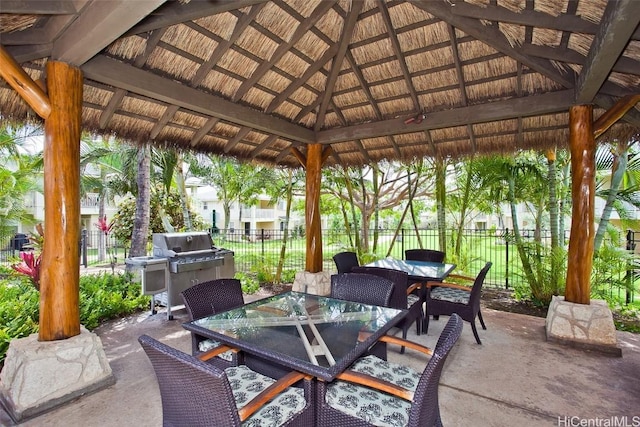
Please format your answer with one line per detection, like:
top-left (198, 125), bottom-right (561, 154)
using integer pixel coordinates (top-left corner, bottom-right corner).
top-left (39, 61), bottom-right (82, 341)
top-left (565, 105), bottom-right (595, 305)
top-left (305, 144), bottom-right (323, 273)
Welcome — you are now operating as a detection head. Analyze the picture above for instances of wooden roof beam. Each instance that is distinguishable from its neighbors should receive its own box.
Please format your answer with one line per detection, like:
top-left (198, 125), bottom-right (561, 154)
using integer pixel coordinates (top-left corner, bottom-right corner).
top-left (451, 1), bottom-right (599, 35)
top-left (521, 44), bottom-right (640, 76)
top-left (0, 1), bottom-right (77, 14)
top-left (83, 55), bottom-right (315, 144)
top-left (317, 90), bottom-right (575, 144)
top-left (315, 0), bottom-right (364, 131)
top-left (575, 0), bottom-right (640, 104)
top-left (52, 0), bottom-right (166, 65)
top-left (125, 0), bottom-right (268, 36)
top-left (233, 0), bottom-right (338, 103)
top-left (377, 0), bottom-right (420, 112)
top-left (414, 0), bottom-right (575, 88)
top-left (99, 28), bottom-right (166, 129)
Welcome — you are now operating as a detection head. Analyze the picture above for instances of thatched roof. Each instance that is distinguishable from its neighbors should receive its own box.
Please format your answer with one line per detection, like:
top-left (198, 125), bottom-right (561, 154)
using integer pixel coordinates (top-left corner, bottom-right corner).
top-left (1, 0), bottom-right (639, 167)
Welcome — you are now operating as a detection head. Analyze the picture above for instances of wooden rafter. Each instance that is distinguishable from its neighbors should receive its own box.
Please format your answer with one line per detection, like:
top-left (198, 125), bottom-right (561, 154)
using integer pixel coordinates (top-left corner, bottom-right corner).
top-left (51, 0), bottom-right (166, 65)
top-left (82, 55), bottom-right (315, 144)
top-left (414, 0), bottom-right (575, 89)
top-left (315, 0), bottom-right (364, 131)
top-left (378, 0), bottom-right (420, 111)
top-left (232, 0), bottom-right (338, 103)
top-left (575, 0), bottom-right (640, 104)
top-left (125, 0), bottom-right (268, 36)
top-left (318, 90), bottom-right (575, 145)
top-left (224, 127), bottom-right (252, 153)
top-left (190, 117), bottom-right (220, 147)
top-left (99, 28), bottom-right (166, 129)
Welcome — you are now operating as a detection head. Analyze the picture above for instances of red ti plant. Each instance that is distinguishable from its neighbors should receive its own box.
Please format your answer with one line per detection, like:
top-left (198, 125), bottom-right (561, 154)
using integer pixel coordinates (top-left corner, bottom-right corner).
top-left (95, 216), bottom-right (117, 272)
top-left (95, 216), bottom-right (114, 235)
top-left (11, 250), bottom-right (41, 290)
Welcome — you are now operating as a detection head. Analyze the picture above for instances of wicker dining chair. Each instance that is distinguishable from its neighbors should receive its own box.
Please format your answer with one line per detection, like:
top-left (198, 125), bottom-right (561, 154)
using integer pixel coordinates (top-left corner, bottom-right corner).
top-left (332, 251), bottom-right (360, 274)
top-left (180, 278), bottom-right (245, 368)
top-left (405, 249), bottom-right (446, 263)
top-left (316, 314), bottom-right (463, 427)
top-left (351, 266), bottom-right (423, 353)
top-left (425, 262), bottom-right (492, 344)
top-left (330, 272), bottom-right (394, 307)
top-left (138, 334), bottom-right (314, 427)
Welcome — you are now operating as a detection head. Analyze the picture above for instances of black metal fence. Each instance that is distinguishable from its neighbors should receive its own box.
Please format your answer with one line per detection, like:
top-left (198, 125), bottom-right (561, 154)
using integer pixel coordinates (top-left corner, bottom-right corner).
top-left (2, 227), bottom-right (637, 304)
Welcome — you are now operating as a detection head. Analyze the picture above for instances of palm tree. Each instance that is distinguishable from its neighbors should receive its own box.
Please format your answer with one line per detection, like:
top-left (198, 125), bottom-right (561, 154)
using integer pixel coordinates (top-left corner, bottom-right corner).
top-left (593, 136), bottom-right (640, 252)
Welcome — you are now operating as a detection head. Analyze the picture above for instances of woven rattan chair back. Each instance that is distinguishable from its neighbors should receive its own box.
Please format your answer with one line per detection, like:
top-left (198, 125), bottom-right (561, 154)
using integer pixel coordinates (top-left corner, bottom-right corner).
top-left (332, 251), bottom-right (360, 274)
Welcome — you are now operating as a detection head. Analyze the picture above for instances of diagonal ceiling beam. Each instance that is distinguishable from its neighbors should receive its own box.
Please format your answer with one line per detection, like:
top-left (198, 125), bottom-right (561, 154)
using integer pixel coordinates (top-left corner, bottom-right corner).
top-left (100, 28), bottom-right (167, 129)
top-left (0, 1), bottom-right (77, 14)
top-left (314, 0), bottom-right (364, 131)
top-left (6, 44), bottom-right (52, 63)
top-left (125, 0), bottom-right (268, 36)
top-left (413, 0), bottom-right (575, 88)
top-left (52, 0), bottom-right (166, 65)
top-left (190, 4), bottom-right (265, 86)
top-left (451, 1), bottom-right (599, 35)
top-left (317, 90), bottom-right (575, 144)
top-left (233, 0), bottom-right (338, 103)
top-left (265, 44), bottom-right (339, 114)
top-left (574, 0), bottom-right (640, 104)
top-left (82, 55), bottom-right (315, 144)
top-left (521, 44), bottom-right (640, 76)
top-left (377, 0), bottom-right (420, 111)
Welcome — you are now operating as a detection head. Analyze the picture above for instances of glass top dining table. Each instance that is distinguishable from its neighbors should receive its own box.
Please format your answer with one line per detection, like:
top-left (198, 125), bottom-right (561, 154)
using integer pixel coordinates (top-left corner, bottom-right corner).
top-left (183, 291), bottom-right (406, 381)
top-left (364, 258), bottom-right (456, 282)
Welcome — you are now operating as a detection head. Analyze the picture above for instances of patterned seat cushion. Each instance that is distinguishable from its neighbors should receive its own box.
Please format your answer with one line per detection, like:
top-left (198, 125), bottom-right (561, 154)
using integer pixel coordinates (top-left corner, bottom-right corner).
top-left (199, 339), bottom-right (235, 362)
top-left (430, 287), bottom-right (470, 304)
top-left (325, 355), bottom-right (421, 427)
top-left (225, 365), bottom-right (307, 427)
top-left (407, 293), bottom-right (420, 308)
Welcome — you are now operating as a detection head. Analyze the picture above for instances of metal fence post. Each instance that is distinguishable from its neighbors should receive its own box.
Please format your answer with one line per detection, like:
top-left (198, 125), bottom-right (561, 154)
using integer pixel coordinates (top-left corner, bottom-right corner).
top-left (505, 228), bottom-right (509, 290)
top-left (81, 228), bottom-right (88, 268)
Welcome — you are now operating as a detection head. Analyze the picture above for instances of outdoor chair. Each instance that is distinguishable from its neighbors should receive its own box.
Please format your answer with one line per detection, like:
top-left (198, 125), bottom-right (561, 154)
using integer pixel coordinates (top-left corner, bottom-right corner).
top-left (180, 278), bottom-right (245, 368)
top-left (425, 262), bottom-right (492, 344)
top-left (332, 251), bottom-right (360, 274)
top-left (138, 334), bottom-right (314, 427)
top-left (316, 314), bottom-right (463, 427)
top-left (330, 272), bottom-right (394, 307)
top-left (329, 273), bottom-right (396, 360)
top-left (405, 249), bottom-right (447, 322)
top-left (405, 249), bottom-right (446, 263)
top-left (351, 266), bottom-right (423, 353)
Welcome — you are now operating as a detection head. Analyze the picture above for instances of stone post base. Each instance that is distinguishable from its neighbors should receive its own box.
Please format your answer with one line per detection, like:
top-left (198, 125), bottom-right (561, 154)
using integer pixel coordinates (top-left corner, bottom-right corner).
top-left (292, 271), bottom-right (331, 296)
top-left (0, 327), bottom-right (115, 422)
top-left (545, 296), bottom-right (621, 356)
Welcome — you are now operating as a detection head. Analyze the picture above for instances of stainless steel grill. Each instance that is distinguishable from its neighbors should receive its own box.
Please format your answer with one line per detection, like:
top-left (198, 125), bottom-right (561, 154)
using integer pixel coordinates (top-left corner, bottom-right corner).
top-left (127, 231), bottom-right (234, 319)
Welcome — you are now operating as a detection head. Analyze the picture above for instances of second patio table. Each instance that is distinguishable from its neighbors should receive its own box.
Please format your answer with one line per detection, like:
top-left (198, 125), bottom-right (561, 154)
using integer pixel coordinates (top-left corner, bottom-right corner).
top-left (183, 291), bottom-right (406, 381)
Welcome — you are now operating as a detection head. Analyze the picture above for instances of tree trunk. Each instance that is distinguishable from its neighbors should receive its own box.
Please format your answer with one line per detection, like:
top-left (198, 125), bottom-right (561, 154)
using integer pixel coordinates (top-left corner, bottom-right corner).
top-left (98, 187), bottom-right (106, 262)
top-left (371, 165), bottom-right (380, 254)
top-left (130, 143), bottom-right (151, 257)
top-left (435, 156), bottom-right (447, 253)
top-left (275, 170), bottom-right (293, 284)
top-left (175, 153), bottom-right (192, 231)
top-left (594, 143), bottom-right (628, 252)
top-left (455, 160), bottom-right (472, 257)
top-left (546, 149), bottom-right (561, 291)
top-left (509, 171), bottom-right (538, 289)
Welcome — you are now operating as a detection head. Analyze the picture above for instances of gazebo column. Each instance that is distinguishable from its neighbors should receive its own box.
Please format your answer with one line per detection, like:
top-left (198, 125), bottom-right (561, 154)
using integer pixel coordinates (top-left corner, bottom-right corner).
top-left (565, 105), bottom-right (595, 305)
top-left (545, 104), bottom-right (619, 355)
top-left (290, 144), bottom-right (332, 295)
top-left (0, 59), bottom-right (114, 422)
top-left (305, 144), bottom-right (323, 273)
top-left (40, 61), bottom-right (82, 340)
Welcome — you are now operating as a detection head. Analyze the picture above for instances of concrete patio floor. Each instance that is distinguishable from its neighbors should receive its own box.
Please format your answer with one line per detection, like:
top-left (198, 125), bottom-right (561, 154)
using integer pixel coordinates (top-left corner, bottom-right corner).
top-left (2, 296), bottom-right (639, 427)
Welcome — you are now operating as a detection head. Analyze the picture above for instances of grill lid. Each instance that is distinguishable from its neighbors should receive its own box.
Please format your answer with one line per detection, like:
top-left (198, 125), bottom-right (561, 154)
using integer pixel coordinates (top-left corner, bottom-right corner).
top-left (152, 232), bottom-right (214, 258)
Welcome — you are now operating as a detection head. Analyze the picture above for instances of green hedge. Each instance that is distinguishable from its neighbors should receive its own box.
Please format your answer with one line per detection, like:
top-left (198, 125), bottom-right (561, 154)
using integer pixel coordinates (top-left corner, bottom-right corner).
top-left (0, 268), bottom-right (149, 365)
